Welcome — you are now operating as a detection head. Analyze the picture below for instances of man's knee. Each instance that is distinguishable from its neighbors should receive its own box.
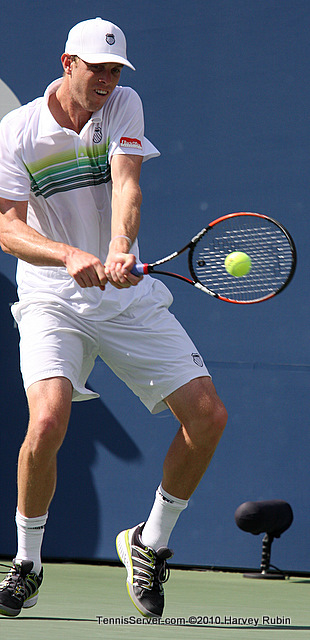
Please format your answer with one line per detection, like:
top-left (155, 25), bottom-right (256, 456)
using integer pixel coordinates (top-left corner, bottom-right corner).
top-left (167, 377), bottom-right (227, 446)
top-left (25, 378), bottom-right (72, 457)
top-left (191, 391), bottom-right (227, 446)
top-left (25, 411), bottom-right (68, 457)
top-left (209, 395), bottom-right (228, 438)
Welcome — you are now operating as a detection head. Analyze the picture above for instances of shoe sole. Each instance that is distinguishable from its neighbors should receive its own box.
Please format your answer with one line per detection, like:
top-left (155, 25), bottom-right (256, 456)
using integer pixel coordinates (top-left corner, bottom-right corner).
top-left (23, 591), bottom-right (39, 608)
top-left (0, 605), bottom-right (21, 617)
top-left (116, 528), bottom-right (133, 581)
top-left (0, 592), bottom-right (39, 617)
top-left (116, 527), bottom-right (152, 618)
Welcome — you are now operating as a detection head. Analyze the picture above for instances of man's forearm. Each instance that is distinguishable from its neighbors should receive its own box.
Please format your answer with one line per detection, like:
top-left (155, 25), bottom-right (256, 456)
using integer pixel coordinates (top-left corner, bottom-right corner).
top-left (110, 180), bottom-right (142, 251)
top-left (0, 214), bottom-right (68, 266)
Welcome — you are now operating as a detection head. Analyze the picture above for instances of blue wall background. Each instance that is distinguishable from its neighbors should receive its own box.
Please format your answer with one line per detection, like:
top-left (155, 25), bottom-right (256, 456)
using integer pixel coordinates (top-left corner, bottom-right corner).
top-left (0, 0), bottom-right (309, 572)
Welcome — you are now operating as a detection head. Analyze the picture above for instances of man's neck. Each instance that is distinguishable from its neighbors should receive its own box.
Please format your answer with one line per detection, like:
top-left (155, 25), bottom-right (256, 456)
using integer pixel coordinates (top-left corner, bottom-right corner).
top-left (48, 84), bottom-right (92, 134)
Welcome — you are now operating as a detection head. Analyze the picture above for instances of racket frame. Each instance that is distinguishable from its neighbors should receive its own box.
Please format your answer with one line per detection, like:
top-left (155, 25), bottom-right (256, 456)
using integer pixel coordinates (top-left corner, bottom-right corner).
top-left (136, 212), bottom-right (297, 304)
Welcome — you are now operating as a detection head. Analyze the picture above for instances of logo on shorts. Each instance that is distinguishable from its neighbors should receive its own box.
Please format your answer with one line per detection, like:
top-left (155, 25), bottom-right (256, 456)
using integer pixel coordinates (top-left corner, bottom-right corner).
top-left (191, 352), bottom-right (204, 367)
top-left (93, 124), bottom-right (103, 143)
top-left (120, 136), bottom-right (143, 150)
top-left (106, 33), bottom-right (115, 45)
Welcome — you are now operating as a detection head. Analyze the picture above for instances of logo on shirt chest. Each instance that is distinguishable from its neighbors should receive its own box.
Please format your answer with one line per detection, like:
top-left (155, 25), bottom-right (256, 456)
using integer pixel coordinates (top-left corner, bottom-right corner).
top-left (120, 136), bottom-right (142, 150)
top-left (93, 124), bottom-right (103, 143)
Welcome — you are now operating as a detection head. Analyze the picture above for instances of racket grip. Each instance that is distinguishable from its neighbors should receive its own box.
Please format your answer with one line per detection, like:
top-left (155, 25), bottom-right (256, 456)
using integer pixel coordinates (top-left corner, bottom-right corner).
top-left (131, 263), bottom-right (147, 276)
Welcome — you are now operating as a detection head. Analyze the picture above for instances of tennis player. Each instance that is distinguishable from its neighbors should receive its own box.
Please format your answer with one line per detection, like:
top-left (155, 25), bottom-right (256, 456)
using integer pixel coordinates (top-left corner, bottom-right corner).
top-left (0, 18), bottom-right (227, 618)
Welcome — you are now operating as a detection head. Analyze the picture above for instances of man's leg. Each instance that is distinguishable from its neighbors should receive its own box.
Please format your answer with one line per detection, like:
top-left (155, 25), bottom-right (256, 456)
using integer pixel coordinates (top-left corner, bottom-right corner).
top-left (17, 376), bottom-right (73, 518)
top-left (163, 376), bottom-right (227, 498)
top-left (16, 376), bottom-right (73, 573)
top-left (116, 376), bottom-right (227, 618)
top-left (0, 376), bottom-right (72, 617)
top-left (141, 376), bottom-right (227, 550)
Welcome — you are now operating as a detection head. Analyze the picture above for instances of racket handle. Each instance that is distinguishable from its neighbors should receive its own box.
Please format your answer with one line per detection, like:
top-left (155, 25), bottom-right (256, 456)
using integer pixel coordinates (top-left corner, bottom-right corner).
top-left (131, 263), bottom-right (148, 276)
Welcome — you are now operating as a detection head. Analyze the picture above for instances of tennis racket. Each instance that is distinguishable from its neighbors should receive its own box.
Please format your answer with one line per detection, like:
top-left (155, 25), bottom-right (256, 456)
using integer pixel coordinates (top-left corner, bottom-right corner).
top-left (131, 212), bottom-right (297, 304)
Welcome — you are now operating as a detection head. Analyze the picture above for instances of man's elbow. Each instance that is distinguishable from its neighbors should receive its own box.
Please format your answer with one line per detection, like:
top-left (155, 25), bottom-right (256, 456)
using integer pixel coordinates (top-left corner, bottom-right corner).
top-left (0, 236), bottom-right (12, 254)
top-left (134, 183), bottom-right (142, 208)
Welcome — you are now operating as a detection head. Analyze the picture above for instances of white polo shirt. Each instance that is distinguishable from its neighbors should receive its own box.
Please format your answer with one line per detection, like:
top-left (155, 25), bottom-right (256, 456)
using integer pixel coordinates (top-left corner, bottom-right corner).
top-left (0, 79), bottom-right (160, 319)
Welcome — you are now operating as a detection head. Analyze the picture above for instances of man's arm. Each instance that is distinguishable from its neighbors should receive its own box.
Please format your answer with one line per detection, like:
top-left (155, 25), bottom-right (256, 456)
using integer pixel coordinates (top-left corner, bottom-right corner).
top-left (0, 198), bottom-right (107, 289)
top-left (104, 153), bottom-right (143, 289)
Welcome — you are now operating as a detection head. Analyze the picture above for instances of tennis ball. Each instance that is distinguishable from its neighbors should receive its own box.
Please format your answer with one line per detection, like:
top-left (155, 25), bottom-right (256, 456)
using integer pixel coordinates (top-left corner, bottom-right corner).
top-left (225, 251), bottom-right (252, 277)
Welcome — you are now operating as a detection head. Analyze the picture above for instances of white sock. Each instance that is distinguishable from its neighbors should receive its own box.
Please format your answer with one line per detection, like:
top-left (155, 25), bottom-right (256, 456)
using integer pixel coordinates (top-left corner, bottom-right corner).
top-left (15, 509), bottom-right (48, 575)
top-left (141, 484), bottom-right (188, 551)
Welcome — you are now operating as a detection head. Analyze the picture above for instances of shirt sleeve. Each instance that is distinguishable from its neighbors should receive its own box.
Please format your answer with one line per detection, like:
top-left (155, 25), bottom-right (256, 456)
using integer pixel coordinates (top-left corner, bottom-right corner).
top-left (107, 87), bottom-right (160, 164)
top-left (0, 109), bottom-right (31, 201)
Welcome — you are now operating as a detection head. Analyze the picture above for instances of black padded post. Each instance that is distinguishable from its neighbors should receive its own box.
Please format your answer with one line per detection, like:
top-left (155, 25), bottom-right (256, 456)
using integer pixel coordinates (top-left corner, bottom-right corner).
top-left (235, 500), bottom-right (293, 579)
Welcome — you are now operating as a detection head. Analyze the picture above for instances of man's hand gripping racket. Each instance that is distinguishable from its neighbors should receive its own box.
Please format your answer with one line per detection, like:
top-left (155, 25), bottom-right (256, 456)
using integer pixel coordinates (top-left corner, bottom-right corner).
top-left (131, 212), bottom-right (297, 304)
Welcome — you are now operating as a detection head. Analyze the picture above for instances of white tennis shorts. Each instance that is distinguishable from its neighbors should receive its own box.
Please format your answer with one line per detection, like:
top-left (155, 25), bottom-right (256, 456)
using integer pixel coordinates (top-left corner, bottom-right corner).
top-left (12, 279), bottom-right (210, 414)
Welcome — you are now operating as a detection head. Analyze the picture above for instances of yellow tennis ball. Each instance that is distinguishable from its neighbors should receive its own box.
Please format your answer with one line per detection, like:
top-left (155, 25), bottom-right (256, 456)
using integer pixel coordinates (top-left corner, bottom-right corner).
top-left (225, 251), bottom-right (252, 277)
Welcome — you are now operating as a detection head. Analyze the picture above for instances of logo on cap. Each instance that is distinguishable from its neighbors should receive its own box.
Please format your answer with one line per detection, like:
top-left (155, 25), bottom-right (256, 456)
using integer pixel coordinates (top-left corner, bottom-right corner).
top-left (106, 33), bottom-right (115, 45)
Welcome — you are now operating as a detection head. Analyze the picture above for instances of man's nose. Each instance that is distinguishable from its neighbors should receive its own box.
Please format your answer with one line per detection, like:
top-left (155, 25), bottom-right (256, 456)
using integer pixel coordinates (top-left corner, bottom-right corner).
top-left (98, 69), bottom-right (111, 84)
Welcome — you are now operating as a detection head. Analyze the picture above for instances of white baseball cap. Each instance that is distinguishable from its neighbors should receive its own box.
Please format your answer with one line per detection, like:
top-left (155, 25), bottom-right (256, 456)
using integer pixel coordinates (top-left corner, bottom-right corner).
top-left (64, 17), bottom-right (135, 70)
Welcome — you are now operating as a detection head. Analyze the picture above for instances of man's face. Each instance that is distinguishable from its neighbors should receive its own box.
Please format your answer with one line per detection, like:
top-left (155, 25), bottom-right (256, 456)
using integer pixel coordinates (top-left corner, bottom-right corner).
top-left (68, 57), bottom-right (122, 112)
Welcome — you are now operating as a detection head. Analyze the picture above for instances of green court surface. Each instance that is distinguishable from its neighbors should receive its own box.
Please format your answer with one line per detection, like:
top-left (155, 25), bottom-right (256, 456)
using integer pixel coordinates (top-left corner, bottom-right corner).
top-left (0, 561), bottom-right (309, 640)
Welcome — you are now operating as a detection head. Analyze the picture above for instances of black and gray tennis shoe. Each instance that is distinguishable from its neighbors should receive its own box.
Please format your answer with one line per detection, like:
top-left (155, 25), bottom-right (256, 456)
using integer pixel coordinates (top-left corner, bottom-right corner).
top-left (0, 560), bottom-right (43, 616)
top-left (116, 522), bottom-right (173, 618)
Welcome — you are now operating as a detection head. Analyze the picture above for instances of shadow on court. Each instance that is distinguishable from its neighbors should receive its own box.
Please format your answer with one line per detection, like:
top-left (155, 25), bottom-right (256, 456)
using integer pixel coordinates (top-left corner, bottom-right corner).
top-left (1, 618), bottom-right (309, 630)
top-left (1, 564), bottom-right (310, 639)
top-left (48, 396), bottom-right (142, 558)
top-left (0, 616), bottom-right (95, 622)
top-left (0, 272), bottom-right (142, 559)
top-left (0, 274), bottom-right (28, 556)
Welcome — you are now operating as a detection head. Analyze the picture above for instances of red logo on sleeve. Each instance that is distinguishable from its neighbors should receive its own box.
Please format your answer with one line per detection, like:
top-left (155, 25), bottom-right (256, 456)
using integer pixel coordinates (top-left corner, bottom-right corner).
top-left (120, 137), bottom-right (143, 150)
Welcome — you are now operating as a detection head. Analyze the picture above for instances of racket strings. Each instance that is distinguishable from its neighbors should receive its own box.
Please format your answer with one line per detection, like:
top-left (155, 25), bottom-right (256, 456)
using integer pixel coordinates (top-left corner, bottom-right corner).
top-left (192, 219), bottom-right (294, 302)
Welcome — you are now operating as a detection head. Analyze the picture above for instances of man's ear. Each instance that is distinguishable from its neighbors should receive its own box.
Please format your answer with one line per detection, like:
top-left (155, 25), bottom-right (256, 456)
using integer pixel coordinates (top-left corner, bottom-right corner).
top-left (61, 53), bottom-right (73, 76)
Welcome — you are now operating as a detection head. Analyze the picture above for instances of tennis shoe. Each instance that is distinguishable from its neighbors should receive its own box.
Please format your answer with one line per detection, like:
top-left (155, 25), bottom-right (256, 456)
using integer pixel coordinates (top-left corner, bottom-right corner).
top-left (0, 560), bottom-right (43, 617)
top-left (116, 522), bottom-right (173, 618)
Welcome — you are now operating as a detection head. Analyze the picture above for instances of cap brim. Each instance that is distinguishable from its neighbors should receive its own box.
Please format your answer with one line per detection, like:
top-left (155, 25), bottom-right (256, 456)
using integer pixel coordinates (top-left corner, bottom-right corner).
top-left (72, 52), bottom-right (135, 70)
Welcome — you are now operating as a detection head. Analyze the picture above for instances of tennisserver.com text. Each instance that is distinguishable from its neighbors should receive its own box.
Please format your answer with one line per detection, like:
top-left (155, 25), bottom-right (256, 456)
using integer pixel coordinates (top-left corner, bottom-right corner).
top-left (96, 615), bottom-right (292, 627)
